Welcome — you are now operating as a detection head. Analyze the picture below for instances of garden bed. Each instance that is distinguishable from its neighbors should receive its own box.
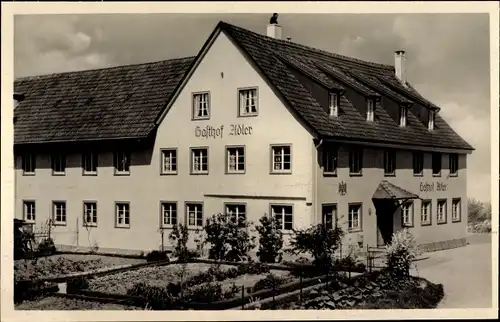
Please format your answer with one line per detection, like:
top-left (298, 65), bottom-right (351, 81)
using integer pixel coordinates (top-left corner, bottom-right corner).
top-left (15, 295), bottom-right (139, 310)
top-left (14, 254), bottom-right (146, 281)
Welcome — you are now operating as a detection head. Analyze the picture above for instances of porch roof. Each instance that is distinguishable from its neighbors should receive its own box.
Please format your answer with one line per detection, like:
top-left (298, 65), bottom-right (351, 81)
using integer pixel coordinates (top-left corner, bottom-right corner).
top-left (372, 180), bottom-right (420, 200)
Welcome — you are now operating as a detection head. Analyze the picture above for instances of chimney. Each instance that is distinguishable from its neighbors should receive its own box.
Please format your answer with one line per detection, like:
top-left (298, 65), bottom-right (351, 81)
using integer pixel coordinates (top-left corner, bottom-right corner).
top-left (286, 36), bottom-right (292, 42)
top-left (267, 24), bottom-right (282, 40)
top-left (394, 50), bottom-right (407, 84)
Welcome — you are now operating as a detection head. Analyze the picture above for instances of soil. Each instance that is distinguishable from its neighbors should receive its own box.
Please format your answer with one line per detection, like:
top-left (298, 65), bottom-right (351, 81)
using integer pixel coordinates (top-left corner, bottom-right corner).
top-left (15, 296), bottom-right (138, 310)
top-left (14, 254), bottom-right (145, 281)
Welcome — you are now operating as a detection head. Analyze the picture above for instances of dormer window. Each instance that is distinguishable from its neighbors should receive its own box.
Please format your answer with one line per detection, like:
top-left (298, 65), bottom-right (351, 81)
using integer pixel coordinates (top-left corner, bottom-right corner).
top-left (428, 110), bottom-right (435, 130)
top-left (328, 92), bottom-right (339, 117)
top-left (400, 105), bottom-right (407, 127)
top-left (366, 99), bottom-right (375, 122)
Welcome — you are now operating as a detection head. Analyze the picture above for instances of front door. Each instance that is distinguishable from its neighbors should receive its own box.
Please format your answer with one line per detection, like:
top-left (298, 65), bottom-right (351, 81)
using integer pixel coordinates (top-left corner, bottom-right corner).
top-left (374, 200), bottom-right (396, 246)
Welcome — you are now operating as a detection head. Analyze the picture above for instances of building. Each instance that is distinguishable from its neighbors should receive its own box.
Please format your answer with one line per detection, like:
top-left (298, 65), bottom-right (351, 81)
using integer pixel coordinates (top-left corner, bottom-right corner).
top-left (13, 20), bottom-right (473, 255)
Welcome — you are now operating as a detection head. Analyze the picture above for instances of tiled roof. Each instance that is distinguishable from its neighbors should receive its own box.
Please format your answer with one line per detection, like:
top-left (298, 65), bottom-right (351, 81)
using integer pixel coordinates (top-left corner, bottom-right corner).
top-left (14, 57), bottom-right (195, 144)
top-left (372, 180), bottom-right (420, 200)
top-left (13, 21), bottom-right (473, 152)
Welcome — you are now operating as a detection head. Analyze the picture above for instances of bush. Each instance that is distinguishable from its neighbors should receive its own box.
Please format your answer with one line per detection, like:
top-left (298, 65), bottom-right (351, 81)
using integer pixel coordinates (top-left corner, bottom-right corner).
top-left (127, 282), bottom-right (175, 309)
top-left (66, 276), bottom-right (89, 293)
top-left (256, 216), bottom-right (284, 263)
top-left (468, 198), bottom-right (492, 233)
top-left (168, 224), bottom-right (191, 262)
top-left (253, 273), bottom-right (288, 292)
top-left (288, 223), bottom-right (344, 268)
top-left (385, 229), bottom-right (419, 279)
top-left (37, 238), bottom-right (56, 257)
top-left (146, 250), bottom-right (169, 262)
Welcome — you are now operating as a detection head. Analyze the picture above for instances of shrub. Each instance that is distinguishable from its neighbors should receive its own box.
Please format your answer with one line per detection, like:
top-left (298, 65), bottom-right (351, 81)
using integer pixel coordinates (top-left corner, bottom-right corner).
top-left (385, 229), bottom-right (419, 279)
top-left (255, 216), bottom-right (284, 263)
top-left (146, 250), bottom-right (169, 262)
top-left (168, 224), bottom-right (190, 262)
top-left (66, 276), bottom-right (89, 293)
top-left (288, 223), bottom-right (344, 268)
top-left (253, 273), bottom-right (288, 292)
top-left (127, 282), bottom-right (175, 309)
top-left (468, 198), bottom-right (492, 233)
top-left (37, 238), bottom-right (56, 257)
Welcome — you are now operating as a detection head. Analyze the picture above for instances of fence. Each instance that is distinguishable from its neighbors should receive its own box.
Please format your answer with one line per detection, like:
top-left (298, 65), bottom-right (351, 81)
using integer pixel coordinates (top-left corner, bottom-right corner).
top-left (366, 245), bottom-right (388, 273)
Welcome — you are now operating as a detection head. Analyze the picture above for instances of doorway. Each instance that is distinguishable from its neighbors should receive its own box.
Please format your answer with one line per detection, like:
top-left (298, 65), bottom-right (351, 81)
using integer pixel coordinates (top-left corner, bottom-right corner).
top-left (373, 199), bottom-right (398, 246)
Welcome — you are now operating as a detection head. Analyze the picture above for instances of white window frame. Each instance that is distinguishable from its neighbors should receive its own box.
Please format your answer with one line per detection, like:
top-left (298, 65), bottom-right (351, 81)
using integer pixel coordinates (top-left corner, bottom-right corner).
top-left (421, 200), bottom-right (431, 225)
top-left (401, 201), bottom-right (413, 227)
top-left (23, 201), bottom-right (36, 223)
top-left (348, 204), bottom-right (362, 231)
top-left (271, 145), bottom-right (292, 174)
top-left (449, 153), bottom-right (459, 176)
top-left (400, 106), bottom-right (407, 127)
top-left (413, 152), bottom-right (424, 176)
top-left (191, 147), bottom-right (209, 174)
top-left (51, 153), bottom-right (66, 175)
top-left (161, 202), bottom-right (177, 228)
top-left (226, 146), bottom-right (245, 174)
top-left (349, 148), bottom-right (363, 175)
top-left (83, 202), bottom-right (98, 227)
top-left (53, 201), bottom-right (67, 226)
top-left (238, 88), bottom-right (258, 116)
top-left (161, 149), bottom-right (177, 175)
top-left (323, 145), bottom-right (338, 176)
top-left (187, 203), bottom-right (203, 228)
top-left (193, 92), bottom-right (210, 120)
top-left (366, 99), bottom-right (375, 122)
top-left (22, 153), bottom-right (36, 175)
top-left (384, 150), bottom-right (396, 175)
top-left (82, 151), bottom-right (98, 175)
top-left (452, 198), bottom-right (461, 222)
top-left (428, 110), bottom-right (435, 130)
top-left (114, 150), bottom-right (130, 175)
top-left (437, 199), bottom-right (447, 224)
top-left (271, 205), bottom-right (293, 231)
top-left (115, 203), bottom-right (130, 228)
top-left (329, 92), bottom-right (339, 117)
top-left (225, 203), bottom-right (246, 228)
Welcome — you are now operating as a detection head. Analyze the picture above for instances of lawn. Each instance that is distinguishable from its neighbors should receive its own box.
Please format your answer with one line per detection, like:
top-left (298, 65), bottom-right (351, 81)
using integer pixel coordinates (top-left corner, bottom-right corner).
top-left (15, 296), bottom-right (139, 310)
top-left (14, 254), bottom-right (146, 281)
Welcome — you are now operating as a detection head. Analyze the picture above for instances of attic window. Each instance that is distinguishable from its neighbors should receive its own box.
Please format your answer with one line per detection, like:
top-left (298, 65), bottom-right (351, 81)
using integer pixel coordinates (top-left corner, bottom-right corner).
top-left (328, 92), bottom-right (339, 117)
top-left (400, 106), bottom-right (407, 127)
top-left (428, 110), bottom-right (435, 130)
top-left (366, 98), bottom-right (375, 122)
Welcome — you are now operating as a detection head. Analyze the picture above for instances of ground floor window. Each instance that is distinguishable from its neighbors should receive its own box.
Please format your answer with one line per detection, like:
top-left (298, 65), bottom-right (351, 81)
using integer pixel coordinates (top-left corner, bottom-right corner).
top-left (421, 200), bottom-right (432, 225)
top-left (225, 203), bottom-right (246, 227)
top-left (161, 202), bottom-right (177, 227)
top-left (83, 202), bottom-right (97, 227)
top-left (348, 204), bottom-right (362, 231)
top-left (115, 202), bottom-right (130, 228)
top-left (437, 199), bottom-right (447, 224)
top-left (271, 204), bottom-right (293, 231)
top-left (452, 198), bottom-right (461, 222)
top-left (187, 203), bottom-right (203, 228)
top-left (322, 204), bottom-right (337, 229)
top-left (401, 201), bottom-right (413, 227)
top-left (53, 201), bottom-right (67, 225)
top-left (23, 201), bottom-right (35, 223)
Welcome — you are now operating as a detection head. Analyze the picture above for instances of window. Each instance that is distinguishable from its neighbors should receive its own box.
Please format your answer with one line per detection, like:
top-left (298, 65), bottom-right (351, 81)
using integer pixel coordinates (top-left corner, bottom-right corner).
top-left (452, 198), bottom-right (461, 222)
top-left (349, 148), bottom-right (363, 175)
top-left (225, 204), bottom-right (246, 228)
top-left (323, 145), bottom-right (338, 175)
top-left (322, 204), bottom-right (337, 230)
top-left (187, 203), bottom-right (203, 228)
top-left (161, 149), bottom-right (177, 174)
top-left (115, 203), bottom-right (130, 228)
top-left (114, 150), bottom-right (130, 174)
top-left (449, 154), bottom-right (458, 176)
top-left (51, 153), bottom-right (66, 175)
top-left (401, 201), bottom-right (413, 227)
top-left (432, 153), bottom-right (442, 176)
top-left (271, 145), bottom-right (291, 173)
top-left (384, 150), bottom-right (396, 175)
top-left (428, 110), bottom-right (435, 130)
top-left (22, 153), bottom-right (36, 174)
top-left (366, 99), bottom-right (375, 121)
top-left (328, 92), bottom-right (339, 117)
top-left (23, 201), bottom-right (35, 223)
top-left (161, 202), bottom-right (177, 227)
top-left (53, 201), bottom-right (67, 225)
top-left (421, 200), bottom-right (431, 225)
top-left (226, 146), bottom-right (245, 173)
top-left (82, 151), bottom-right (98, 175)
top-left (193, 92), bottom-right (210, 119)
top-left (191, 148), bottom-right (209, 174)
top-left (83, 202), bottom-right (97, 227)
top-left (437, 199), bottom-right (447, 224)
top-left (348, 204), bottom-right (362, 231)
top-left (239, 88), bottom-right (258, 116)
top-left (413, 152), bottom-right (424, 176)
top-left (271, 205), bottom-right (293, 231)
top-left (400, 106), bottom-right (407, 127)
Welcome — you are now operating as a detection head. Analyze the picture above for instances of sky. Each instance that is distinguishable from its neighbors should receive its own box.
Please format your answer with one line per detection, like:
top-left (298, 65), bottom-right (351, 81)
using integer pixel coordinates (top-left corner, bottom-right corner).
top-left (13, 13), bottom-right (491, 202)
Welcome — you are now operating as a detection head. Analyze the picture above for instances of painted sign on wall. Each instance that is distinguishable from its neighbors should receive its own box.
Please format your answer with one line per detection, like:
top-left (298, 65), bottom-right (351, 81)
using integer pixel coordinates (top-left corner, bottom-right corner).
top-left (420, 182), bottom-right (448, 192)
top-left (195, 124), bottom-right (253, 139)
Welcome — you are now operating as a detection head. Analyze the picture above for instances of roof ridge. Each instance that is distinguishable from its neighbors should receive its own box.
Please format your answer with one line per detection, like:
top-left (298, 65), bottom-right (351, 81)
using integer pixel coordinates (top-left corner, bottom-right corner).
top-left (15, 56), bottom-right (196, 82)
top-left (220, 21), bottom-right (395, 71)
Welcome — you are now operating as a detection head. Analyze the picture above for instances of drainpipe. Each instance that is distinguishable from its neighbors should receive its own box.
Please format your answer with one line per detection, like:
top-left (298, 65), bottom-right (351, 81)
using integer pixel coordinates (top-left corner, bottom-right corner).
top-left (314, 139), bottom-right (324, 225)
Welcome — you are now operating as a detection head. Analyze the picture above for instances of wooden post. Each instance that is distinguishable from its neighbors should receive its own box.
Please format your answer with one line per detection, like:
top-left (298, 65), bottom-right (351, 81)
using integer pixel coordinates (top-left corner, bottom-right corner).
top-left (241, 285), bottom-right (245, 310)
top-left (299, 273), bottom-right (303, 305)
